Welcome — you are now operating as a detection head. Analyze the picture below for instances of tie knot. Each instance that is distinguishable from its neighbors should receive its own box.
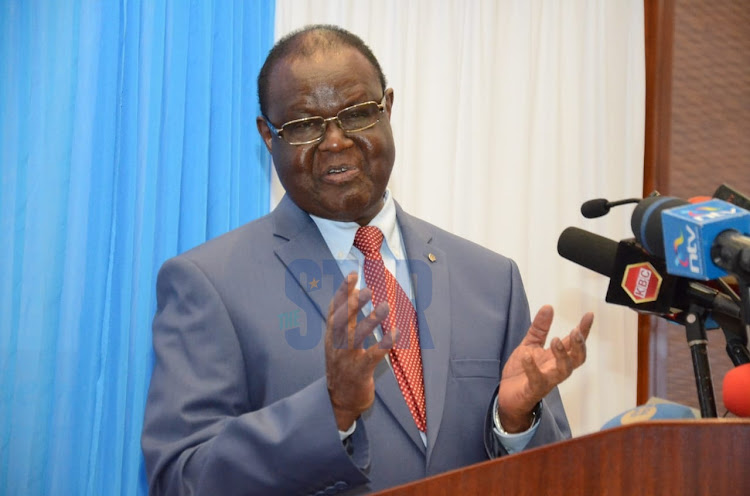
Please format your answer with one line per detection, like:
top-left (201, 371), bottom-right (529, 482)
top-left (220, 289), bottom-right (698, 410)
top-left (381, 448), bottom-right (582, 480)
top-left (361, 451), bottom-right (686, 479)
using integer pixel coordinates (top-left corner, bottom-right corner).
top-left (353, 226), bottom-right (384, 259)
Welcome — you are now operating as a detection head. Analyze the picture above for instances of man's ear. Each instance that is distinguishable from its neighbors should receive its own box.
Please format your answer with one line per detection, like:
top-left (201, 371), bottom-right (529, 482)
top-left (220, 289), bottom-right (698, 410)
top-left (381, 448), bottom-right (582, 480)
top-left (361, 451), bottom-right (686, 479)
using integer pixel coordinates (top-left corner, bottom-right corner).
top-left (256, 116), bottom-right (274, 152)
top-left (384, 88), bottom-right (394, 119)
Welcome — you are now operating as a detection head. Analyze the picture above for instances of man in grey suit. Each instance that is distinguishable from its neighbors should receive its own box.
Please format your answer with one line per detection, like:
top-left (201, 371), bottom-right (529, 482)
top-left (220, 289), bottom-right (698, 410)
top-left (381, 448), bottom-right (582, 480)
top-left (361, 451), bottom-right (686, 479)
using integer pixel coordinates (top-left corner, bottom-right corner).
top-left (142, 25), bottom-right (594, 495)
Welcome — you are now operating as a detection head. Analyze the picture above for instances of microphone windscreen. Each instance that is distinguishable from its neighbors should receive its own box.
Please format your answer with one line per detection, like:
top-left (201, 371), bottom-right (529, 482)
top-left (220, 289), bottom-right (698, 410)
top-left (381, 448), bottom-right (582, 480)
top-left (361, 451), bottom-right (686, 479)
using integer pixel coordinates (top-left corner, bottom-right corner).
top-left (601, 399), bottom-right (698, 430)
top-left (581, 198), bottom-right (610, 219)
top-left (557, 227), bottom-right (618, 277)
top-left (630, 196), bottom-right (688, 256)
top-left (723, 363), bottom-right (750, 417)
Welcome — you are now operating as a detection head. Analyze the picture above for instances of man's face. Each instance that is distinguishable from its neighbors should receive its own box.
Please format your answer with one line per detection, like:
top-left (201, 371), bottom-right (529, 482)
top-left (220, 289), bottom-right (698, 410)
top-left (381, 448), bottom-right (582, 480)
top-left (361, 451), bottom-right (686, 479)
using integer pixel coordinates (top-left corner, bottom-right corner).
top-left (257, 46), bottom-right (395, 225)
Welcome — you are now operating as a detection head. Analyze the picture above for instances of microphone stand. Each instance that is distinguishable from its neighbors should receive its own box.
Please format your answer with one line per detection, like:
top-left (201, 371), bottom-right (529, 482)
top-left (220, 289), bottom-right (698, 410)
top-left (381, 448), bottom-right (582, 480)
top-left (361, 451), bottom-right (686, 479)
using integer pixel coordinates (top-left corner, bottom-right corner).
top-left (712, 312), bottom-right (750, 366)
top-left (711, 232), bottom-right (750, 364)
top-left (711, 231), bottom-right (750, 329)
top-left (679, 303), bottom-right (718, 418)
top-left (738, 277), bottom-right (750, 336)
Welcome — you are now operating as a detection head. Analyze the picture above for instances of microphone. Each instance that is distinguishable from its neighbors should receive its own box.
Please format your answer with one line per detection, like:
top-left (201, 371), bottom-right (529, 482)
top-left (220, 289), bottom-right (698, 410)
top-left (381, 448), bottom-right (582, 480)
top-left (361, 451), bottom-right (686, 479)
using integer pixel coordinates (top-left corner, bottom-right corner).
top-left (557, 227), bottom-right (742, 321)
top-left (714, 183), bottom-right (750, 212)
top-left (631, 196), bottom-right (750, 280)
top-left (560, 226), bottom-right (748, 417)
top-left (630, 196), bottom-right (689, 258)
top-left (723, 363), bottom-right (750, 417)
top-left (581, 197), bottom-right (641, 219)
top-left (557, 226), bottom-right (617, 276)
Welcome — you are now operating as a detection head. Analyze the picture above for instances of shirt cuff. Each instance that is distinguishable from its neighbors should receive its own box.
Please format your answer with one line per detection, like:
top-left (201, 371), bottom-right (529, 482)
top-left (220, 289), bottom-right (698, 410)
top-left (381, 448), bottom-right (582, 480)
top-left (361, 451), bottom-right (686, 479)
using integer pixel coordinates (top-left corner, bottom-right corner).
top-left (492, 396), bottom-right (542, 454)
top-left (338, 420), bottom-right (357, 441)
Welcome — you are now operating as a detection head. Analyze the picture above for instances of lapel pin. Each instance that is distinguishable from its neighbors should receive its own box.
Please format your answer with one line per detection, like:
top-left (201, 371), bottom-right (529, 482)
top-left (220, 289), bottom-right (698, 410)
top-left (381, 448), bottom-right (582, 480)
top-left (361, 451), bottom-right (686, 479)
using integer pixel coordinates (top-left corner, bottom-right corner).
top-left (427, 253), bottom-right (437, 263)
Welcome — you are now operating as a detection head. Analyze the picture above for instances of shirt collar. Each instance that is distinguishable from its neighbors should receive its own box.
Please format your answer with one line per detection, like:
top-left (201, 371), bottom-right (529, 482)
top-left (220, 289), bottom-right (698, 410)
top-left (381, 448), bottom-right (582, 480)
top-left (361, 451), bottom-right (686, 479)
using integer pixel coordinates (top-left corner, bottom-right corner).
top-left (310, 189), bottom-right (405, 260)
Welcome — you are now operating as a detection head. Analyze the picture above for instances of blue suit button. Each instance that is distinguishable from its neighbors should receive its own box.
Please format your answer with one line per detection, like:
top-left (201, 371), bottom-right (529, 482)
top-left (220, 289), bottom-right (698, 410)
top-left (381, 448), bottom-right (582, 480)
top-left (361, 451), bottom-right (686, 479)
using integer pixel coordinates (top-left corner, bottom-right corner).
top-left (334, 481), bottom-right (349, 490)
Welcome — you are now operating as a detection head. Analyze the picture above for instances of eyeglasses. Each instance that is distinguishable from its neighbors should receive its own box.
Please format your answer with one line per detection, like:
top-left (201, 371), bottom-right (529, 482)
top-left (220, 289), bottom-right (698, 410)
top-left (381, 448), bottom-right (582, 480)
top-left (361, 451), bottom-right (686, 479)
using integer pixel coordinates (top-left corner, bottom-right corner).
top-left (263, 94), bottom-right (387, 146)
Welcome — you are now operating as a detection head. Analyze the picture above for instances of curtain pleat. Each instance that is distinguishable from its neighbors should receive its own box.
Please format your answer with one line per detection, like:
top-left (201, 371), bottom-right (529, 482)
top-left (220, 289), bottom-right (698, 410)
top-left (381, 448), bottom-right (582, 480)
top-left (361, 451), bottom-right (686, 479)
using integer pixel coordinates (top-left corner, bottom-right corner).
top-left (0, 1), bottom-right (275, 494)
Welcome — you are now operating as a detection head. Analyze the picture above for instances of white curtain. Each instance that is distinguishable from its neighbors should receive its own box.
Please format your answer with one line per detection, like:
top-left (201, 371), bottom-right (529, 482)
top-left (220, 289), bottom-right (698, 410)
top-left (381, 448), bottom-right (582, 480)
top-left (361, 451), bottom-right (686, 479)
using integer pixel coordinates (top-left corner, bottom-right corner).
top-left (271, 0), bottom-right (645, 436)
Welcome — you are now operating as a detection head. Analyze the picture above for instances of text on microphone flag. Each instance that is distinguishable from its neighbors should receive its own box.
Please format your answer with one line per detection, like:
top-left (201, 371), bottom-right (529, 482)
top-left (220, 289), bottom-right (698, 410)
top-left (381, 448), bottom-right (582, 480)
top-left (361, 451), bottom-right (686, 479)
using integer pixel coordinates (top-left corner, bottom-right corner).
top-left (621, 262), bottom-right (663, 304)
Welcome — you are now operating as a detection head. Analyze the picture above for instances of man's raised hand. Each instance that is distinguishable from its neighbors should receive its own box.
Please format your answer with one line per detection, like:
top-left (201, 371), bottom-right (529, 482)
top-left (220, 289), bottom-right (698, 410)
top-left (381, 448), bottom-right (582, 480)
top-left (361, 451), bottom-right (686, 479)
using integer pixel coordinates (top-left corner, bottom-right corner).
top-left (325, 272), bottom-right (397, 430)
top-left (496, 305), bottom-right (593, 433)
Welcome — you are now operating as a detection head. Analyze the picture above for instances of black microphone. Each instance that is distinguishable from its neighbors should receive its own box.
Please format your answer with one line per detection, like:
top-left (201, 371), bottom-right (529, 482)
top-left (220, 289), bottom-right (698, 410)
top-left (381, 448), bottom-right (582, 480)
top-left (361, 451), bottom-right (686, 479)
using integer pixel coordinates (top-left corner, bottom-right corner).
top-left (712, 312), bottom-right (750, 366)
top-left (557, 227), bottom-right (741, 322)
top-left (581, 198), bottom-right (642, 219)
top-left (714, 183), bottom-right (750, 212)
top-left (629, 196), bottom-right (689, 257)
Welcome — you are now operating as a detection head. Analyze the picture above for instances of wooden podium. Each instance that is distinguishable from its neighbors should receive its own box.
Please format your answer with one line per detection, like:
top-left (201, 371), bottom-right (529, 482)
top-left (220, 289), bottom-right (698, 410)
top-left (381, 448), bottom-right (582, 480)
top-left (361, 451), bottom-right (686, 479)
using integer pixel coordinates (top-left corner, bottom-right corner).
top-left (372, 420), bottom-right (750, 496)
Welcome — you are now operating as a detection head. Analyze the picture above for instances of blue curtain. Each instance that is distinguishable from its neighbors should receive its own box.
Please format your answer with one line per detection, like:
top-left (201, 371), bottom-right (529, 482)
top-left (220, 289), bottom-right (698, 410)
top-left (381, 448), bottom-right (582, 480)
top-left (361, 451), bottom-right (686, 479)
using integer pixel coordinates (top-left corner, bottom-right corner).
top-left (0, 1), bottom-right (275, 494)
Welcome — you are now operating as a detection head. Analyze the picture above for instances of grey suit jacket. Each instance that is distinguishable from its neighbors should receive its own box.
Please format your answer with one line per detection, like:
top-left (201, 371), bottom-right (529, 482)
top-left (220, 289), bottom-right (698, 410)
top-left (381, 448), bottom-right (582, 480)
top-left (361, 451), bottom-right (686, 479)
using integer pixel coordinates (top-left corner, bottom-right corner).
top-left (141, 196), bottom-right (571, 495)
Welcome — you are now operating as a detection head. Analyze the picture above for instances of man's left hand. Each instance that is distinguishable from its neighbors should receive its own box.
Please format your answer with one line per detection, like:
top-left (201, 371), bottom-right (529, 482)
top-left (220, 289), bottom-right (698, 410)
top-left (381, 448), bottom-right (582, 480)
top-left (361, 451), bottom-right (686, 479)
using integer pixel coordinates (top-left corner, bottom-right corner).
top-left (496, 305), bottom-right (594, 433)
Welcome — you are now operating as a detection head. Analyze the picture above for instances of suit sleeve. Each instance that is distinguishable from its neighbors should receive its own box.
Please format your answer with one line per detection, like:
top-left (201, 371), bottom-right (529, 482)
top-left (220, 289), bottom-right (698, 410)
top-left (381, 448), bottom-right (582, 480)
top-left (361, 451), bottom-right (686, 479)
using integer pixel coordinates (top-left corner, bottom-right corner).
top-left (483, 259), bottom-right (572, 458)
top-left (141, 257), bottom-right (370, 496)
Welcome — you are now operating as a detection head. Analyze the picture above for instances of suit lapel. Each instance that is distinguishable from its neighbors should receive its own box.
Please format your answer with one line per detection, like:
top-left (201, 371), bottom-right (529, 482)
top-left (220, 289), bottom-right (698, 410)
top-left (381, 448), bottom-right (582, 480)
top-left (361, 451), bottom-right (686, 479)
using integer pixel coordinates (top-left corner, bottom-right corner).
top-left (395, 205), bottom-right (452, 465)
top-left (272, 196), bottom-right (338, 323)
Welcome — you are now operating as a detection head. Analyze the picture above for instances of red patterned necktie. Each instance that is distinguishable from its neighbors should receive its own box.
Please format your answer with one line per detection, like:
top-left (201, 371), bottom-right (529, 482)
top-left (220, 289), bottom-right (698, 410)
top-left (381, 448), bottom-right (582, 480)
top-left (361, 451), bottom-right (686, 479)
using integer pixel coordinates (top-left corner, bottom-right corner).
top-left (353, 226), bottom-right (426, 432)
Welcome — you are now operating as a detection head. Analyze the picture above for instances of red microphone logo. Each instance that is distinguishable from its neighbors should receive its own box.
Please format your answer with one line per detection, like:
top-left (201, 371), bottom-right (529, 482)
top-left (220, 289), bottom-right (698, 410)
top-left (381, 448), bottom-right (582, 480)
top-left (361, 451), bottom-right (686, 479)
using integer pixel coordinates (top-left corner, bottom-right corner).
top-left (621, 262), bottom-right (663, 304)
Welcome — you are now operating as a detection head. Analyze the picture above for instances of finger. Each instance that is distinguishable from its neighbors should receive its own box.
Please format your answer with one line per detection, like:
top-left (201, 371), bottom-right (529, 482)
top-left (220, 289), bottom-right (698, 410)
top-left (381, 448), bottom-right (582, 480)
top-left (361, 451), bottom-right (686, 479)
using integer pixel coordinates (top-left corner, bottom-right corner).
top-left (379, 326), bottom-right (399, 350)
top-left (329, 272), bottom-right (358, 315)
top-left (560, 311), bottom-right (594, 351)
top-left (550, 336), bottom-right (574, 377)
top-left (566, 325), bottom-right (589, 367)
top-left (523, 305), bottom-right (554, 346)
top-left (329, 289), bottom-right (369, 350)
top-left (352, 301), bottom-right (389, 349)
top-left (568, 329), bottom-right (588, 367)
top-left (328, 273), bottom-right (359, 349)
top-left (346, 285), bottom-right (372, 330)
top-left (562, 312), bottom-right (593, 366)
top-left (577, 312), bottom-right (594, 339)
top-left (366, 326), bottom-right (399, 364)
top-left (337, 278), bottom-right (373, 329)
top-left (520, 351), bottom-right (547, 393)
top-left (328, 303), bottom-right (350, 349)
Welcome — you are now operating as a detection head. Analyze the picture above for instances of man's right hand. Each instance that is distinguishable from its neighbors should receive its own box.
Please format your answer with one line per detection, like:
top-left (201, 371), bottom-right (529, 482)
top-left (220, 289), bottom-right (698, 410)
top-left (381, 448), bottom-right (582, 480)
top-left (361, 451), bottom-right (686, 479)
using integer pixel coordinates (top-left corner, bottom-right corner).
top-left (325, 272), bottom-right (396, 431)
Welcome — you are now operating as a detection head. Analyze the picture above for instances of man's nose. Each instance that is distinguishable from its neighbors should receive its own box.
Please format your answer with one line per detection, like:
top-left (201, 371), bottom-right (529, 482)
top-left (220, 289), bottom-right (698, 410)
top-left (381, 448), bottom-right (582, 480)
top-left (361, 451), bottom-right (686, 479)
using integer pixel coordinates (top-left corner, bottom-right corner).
top-left (317, 119), bottom-right (353, 152)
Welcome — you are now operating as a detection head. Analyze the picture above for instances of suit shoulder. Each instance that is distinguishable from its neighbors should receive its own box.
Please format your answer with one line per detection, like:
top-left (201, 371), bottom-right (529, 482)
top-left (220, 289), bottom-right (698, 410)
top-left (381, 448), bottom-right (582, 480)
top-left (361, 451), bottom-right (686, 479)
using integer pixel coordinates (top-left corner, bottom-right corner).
top-left (400, 212), bottom-right (516, 268)
top-left (165, 212), bottom-right (276, 269)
